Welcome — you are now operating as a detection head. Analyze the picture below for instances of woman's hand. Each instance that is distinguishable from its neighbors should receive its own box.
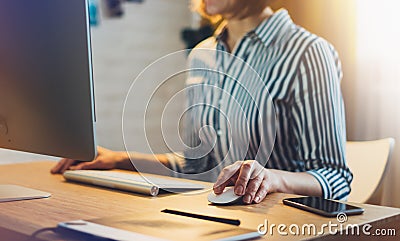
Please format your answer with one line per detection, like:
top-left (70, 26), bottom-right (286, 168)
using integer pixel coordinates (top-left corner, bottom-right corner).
top-left (50, 146), bottom-right (129, 174)
top-left (213, 160), bottom-right (282, 204)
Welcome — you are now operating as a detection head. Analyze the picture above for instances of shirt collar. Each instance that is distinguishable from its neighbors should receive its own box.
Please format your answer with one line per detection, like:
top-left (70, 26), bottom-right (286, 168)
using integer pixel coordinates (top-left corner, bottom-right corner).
top-left (253, 9), bottom-right (294, 46)
top-left (215, 9), bottom-right (294, 48)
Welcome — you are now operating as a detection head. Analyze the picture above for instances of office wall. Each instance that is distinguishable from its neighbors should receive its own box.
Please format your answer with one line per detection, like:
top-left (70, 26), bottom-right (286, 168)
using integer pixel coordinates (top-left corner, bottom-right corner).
top-left (91, 0), bottom-right (190, 154)
top-left (352, 0), bottom-right (400, 207)
top-left (272, 0), bottom-right (400, 207)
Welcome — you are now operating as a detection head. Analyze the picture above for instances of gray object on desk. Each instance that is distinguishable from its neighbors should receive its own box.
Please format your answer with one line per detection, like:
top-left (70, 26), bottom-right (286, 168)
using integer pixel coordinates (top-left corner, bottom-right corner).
top-left (0, 184), bottom-right (50, 203)
top-left (0, 0), bottom-right (97, 161)
top-left (0, 0), bottom-right (97, 201)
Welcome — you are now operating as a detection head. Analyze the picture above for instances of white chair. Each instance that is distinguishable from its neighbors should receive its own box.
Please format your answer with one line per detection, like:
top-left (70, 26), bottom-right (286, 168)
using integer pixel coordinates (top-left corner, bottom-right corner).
top-left (346, 138), bottom-right (395, 204)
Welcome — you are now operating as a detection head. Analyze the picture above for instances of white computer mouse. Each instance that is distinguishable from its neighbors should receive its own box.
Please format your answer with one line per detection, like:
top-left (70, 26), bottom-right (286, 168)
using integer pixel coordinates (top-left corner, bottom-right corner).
top-left (207, 186), bottom-right (243, 205)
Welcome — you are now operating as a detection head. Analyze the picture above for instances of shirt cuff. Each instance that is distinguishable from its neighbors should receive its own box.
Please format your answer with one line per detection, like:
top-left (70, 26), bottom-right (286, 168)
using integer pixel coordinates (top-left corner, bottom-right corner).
top-left (165, 152), bottom-right (185, 177)
top-left (307, 169), bottom-right (332, 199)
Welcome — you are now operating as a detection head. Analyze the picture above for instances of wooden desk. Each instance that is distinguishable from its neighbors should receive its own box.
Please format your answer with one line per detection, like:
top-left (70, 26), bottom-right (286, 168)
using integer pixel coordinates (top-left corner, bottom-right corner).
top-left (0, 161), bottom-right (399, 240)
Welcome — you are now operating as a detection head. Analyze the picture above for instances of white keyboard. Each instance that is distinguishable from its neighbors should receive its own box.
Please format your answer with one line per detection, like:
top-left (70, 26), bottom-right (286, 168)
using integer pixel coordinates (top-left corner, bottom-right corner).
top-left (63, 170), bottom-right (205, 196)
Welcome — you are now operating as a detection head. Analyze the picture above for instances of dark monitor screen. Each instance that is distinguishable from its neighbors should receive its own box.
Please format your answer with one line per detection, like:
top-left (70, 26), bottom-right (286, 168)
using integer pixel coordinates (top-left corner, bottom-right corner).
top-left (0, 0), bottom-right (96, 160)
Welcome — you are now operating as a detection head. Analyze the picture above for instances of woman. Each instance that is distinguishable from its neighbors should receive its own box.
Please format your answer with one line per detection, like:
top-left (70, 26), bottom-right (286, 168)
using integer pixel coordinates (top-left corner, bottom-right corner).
top-left (52, 0), bottom-right (352, 204)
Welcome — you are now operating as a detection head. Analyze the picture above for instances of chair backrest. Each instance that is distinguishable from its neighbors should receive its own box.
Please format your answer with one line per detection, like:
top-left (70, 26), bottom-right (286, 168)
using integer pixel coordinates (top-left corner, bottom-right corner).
top-left (346, 138), bottom-right (395, 204)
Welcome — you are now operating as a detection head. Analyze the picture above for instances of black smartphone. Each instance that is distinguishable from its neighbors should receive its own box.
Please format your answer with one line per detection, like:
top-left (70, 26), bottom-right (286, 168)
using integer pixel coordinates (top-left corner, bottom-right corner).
top-left (283, 196), bottom-right (364, 217)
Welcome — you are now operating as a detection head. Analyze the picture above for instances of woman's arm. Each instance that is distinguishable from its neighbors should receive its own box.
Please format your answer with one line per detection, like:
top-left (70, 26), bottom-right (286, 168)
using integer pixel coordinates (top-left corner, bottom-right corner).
top-left (213, 160), bottom-right (322, 204)
top-left (271, 169), bottom-right (322, 196)
top-left (50, 146), bottom-right (172, 175)
top-left (291, 40), bottom-right (352, 200)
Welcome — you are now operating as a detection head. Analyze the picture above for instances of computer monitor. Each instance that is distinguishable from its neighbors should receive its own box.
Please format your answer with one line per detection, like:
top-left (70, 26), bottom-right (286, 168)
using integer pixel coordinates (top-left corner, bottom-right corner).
top-left (0, 0), bottom-right (96, 200)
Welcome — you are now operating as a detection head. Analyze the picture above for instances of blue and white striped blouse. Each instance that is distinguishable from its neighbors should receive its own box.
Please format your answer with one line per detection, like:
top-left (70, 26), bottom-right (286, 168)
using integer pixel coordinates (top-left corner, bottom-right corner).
top-left (167, 9), bottom-right (352, 200)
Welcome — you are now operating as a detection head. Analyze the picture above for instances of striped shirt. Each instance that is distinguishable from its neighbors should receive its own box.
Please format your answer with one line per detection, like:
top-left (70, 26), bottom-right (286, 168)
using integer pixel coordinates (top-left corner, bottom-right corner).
top-left (167, 9), bottom-right (352, 200)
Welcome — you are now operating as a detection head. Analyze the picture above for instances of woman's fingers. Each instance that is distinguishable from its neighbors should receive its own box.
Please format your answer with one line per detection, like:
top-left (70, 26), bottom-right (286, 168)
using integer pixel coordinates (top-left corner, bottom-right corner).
top-left (213, 161), bottom-right (242, 193)
top-left (213, 178), bottom-right (231, 195)
top-left (243, 173), bottom-right (265, 204)
top-left (50, 159), bottom-right (66, 174)
top-left (213, 170), bottom-right (239, 194)
top-left (51, 159), bottom-right (76, 174)
top-left (234, 160), bottom-right (257, 196)
top-left (69, 161), bottom-right (98, 170)
top-left (253, 179), bottom-right (270, 204)
top-left (60, 159), bottom-right (77, 174)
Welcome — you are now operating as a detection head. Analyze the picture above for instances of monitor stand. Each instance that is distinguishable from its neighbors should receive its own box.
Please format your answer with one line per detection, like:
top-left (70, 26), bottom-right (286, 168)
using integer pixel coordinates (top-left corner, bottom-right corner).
top-left (0, 184), bottom-right (51, 203)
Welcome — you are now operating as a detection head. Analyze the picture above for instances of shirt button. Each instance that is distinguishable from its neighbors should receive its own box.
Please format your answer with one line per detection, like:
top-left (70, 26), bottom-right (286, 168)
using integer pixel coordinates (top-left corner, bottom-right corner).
top-left (217, 130), bottom-right (222, 136)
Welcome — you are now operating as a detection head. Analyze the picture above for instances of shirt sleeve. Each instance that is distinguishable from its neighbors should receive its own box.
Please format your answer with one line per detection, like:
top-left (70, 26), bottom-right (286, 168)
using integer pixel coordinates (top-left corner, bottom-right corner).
top-left (165, 152), bottom-right (185, 176)
top-left (165, 81), bottom-right (213, 178)
top-left (165, 49), bottom-right (214, 177)
top-left (292, 39), bottom-right (353, 200)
